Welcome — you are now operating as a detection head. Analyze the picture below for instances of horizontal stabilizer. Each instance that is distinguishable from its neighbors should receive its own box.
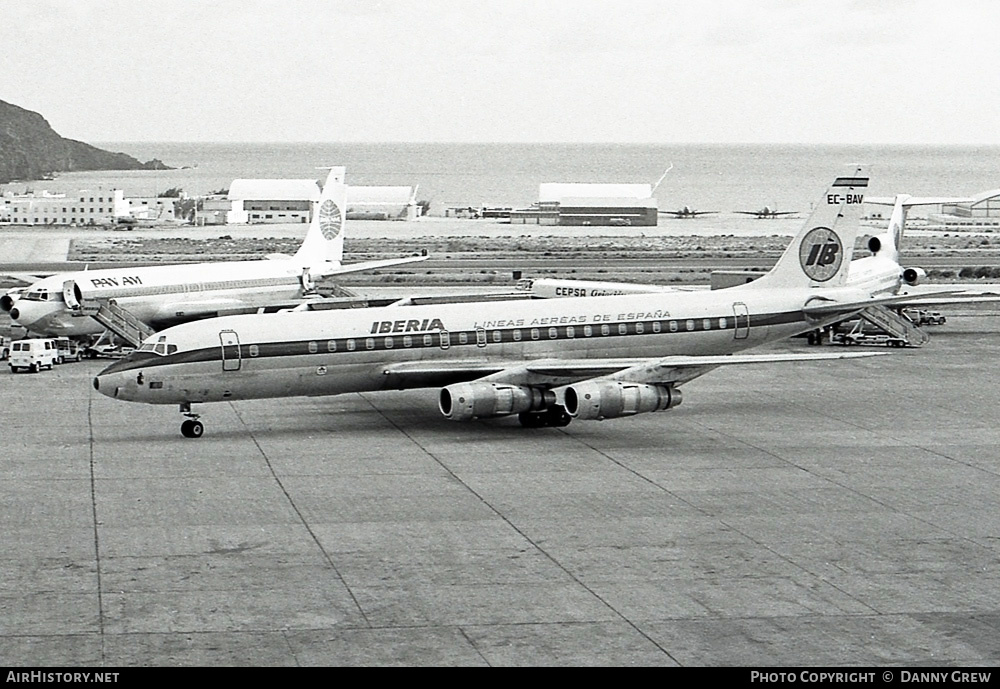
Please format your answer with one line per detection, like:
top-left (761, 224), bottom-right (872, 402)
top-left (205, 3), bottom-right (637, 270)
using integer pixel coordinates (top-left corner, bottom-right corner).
top-left (311, 254), bottom-right (428, 278)
top-left (865, 196), bottom-right (972, 207)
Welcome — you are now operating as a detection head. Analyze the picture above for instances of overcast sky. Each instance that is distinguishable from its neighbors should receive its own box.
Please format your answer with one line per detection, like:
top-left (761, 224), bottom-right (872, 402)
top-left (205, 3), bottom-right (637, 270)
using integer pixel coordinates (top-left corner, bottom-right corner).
top-left (3, 0), bottom-right (998, 144)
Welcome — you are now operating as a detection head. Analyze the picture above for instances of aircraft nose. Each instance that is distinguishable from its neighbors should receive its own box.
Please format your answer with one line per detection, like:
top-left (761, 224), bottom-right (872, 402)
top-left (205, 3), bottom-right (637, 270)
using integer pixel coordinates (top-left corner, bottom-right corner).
top-left (93, 374), bottom-right (120, 399)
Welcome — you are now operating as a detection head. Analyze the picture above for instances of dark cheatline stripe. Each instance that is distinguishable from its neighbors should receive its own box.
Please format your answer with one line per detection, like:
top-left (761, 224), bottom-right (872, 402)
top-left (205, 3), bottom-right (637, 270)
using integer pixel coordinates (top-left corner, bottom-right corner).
top-left (832, 177), bottom-right (869, 187)
top-left (99, 309), bottom-right (809, 375)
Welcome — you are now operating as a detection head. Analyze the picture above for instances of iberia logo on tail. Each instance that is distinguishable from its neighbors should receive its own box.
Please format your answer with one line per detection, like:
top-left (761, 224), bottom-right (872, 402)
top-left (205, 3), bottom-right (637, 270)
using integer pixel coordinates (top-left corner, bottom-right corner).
top-left (798, 226), bottom-right (843, 282)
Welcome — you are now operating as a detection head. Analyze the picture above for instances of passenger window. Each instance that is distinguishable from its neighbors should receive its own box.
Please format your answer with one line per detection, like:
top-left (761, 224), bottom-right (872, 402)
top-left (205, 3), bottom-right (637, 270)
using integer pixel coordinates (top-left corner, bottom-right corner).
top-left (492, 330), bottom-right (501, 343)
top-left (718, 318), bottom-right (727, 329)
top-left (618, 323), bottom-right (627, 335)
top-left (423, 334), bottom-right (433, 347)
top-left (531, 328), bottom-right (540, 340)
top-left (403, 336), bottom-right (412, 348)
top-left (652, 321), bottom-right (661, 333)
top-left (385, 337), bottom-right (394, 349)
top-left (636, 323), bottom-right (644, 334)
top-left (584, 325), bottom-right (592, 337)
top-left (670, 320), bottom-right (678, 332)
top-left (347, 339), bottom-right (356, 351)
top-left (703, 318), bottom-right (712, 331)
top-left (249, 344), bottom-right (259, 357)
top-left (327, 340), bottom-right (337, 352)
top-left (365, 338), bottom-right (375, 350)
top-left (458, 332), bottom-right (468, 345)
top-left (566, 326), bottom-right (575, 338)
top-left (308, 341), bottom-right (318, 354)
top-left (601, 324), bottom-right (610, 336)
top-left (548, 327), bottom-right (558, 339)
top-left (686, 320), bottom-right (695, 331)
top-left (512, 329), bottom-right (522, 341)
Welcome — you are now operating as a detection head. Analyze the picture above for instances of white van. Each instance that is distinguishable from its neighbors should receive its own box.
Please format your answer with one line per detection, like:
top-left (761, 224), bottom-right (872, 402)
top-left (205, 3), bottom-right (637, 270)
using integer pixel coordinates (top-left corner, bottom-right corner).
top-left (9, 338), bottom-right (58, 373)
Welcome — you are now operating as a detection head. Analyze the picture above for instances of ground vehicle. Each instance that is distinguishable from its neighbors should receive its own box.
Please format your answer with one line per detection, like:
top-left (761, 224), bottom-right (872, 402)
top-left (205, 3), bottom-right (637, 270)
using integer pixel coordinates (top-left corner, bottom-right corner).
top-left (902, 308), bottom-right (946, 326)
top-left (831, 330), bottom-right (908, 347)
top-left (85, 343), bottom-right (135, 359)
top-left (8, 338), bottom-right (58, 372)
top-left (54, 337), bottom-right (84, 363)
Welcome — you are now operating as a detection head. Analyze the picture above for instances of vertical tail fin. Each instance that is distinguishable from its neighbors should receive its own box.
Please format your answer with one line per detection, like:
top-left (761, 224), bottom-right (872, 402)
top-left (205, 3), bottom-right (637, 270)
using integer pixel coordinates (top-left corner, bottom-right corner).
top-left (294, 166), bottom-right (347, 268)
top-left (744, 165), bottom-right (869, 290)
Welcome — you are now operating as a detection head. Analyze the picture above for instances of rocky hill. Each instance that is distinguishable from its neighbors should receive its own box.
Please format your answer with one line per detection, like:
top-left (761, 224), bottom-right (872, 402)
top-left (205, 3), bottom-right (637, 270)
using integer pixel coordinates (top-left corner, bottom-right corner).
top-left (0, 99), bottom-right (169, 183)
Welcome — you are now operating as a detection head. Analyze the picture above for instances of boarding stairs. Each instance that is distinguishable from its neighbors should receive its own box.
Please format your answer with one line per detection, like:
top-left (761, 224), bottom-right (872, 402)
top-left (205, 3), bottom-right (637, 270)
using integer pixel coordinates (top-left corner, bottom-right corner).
top-left (858, 305), bottom-right (929, 347)
top-left (76, 300), bottom-right (156, 348)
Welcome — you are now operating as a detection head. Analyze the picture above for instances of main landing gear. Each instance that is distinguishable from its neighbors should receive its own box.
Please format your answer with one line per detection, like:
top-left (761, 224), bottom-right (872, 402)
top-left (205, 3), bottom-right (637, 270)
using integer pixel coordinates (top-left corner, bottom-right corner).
top-left (518, 405), bottom-right (572, 428)
top-left (179, 403), bottom-right (204, 438)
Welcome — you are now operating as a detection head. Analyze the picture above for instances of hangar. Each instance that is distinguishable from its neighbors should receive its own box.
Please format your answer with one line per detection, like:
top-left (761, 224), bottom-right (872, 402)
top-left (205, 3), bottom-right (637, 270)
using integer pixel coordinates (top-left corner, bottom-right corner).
top-left (932, 188), bottom-right (1000, 226)
top-left (219, 179), bottom-right (419, 224)
top-left (511, 182), bottom-right (658, 226)
top-left (227, 179), bottom-right (321, 224)
top-left (345, 186), bottom-right (419, 221)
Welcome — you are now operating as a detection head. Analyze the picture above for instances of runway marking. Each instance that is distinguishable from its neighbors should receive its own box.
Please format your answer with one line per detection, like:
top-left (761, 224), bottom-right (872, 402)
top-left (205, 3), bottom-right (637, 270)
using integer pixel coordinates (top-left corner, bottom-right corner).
top-left (86, 392), bottom-right (107, 663)
top-left (229, 402), bottom-right (372, 629)
top-left (355, 392), bottom-right (682, 666)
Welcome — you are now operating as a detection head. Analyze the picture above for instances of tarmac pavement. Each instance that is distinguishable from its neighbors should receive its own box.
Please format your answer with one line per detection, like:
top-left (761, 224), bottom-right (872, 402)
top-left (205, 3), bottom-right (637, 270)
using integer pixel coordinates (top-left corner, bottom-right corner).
top-left (1, 307), bottom-right (999, 666)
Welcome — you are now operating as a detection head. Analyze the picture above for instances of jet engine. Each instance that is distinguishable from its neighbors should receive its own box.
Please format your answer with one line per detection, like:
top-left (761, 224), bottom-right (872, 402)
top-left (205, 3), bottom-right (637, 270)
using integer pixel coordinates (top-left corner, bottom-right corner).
top-left (901, 266), bottom-right (926, 286)
top-left (0, 290), bottom-right (19, 312)
top-left (563, 381), bottom-right (682, 420)
top-left (866, 234), bottom-right (889, 255)
top-left (439, 382), bottom-right (554, 421)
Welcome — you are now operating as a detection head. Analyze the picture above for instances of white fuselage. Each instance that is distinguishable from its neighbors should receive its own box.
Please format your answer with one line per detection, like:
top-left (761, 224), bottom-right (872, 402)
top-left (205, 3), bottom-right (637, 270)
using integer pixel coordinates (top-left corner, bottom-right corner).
top-left (12, 258), bottom-right (314, 337)
top-left (95, 285), bottom-right (846, 406)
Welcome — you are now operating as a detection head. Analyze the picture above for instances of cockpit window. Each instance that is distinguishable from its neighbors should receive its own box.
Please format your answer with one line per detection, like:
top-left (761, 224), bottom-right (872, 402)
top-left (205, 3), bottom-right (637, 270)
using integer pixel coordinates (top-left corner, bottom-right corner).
top-left (138, 340), bottom-right (176, 356)
top-left (22, 291), bottom-right (63, 302)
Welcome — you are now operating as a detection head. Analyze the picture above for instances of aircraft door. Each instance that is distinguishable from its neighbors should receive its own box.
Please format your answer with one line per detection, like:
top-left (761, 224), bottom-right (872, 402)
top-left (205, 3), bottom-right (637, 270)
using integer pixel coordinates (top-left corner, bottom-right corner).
top-left (733, 302), bottom-right (750, 340)
top-left (300, 268), bottom-right (314, 293)
top-left (62, 280), bottom-right (80, 310)
top-left (220, 329), bottom-right (241, 371)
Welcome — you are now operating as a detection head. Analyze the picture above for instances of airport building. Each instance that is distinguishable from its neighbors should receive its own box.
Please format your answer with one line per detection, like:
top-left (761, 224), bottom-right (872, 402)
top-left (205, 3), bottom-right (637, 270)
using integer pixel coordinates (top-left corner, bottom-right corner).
top-left (223, 179), bottom-right (419, 224)
top-left (227, 179), bottom-right (321, 224)
top-left (0, 188), bottom-right (129, 225)
top-left (930, 188), bottom-right (1000, 226)
top-left (127, 196), bottom-right (176, 222)
top-left (510, 182), bottom-right (658, 226)
top-left (346, 185), bottom-right (418, 221)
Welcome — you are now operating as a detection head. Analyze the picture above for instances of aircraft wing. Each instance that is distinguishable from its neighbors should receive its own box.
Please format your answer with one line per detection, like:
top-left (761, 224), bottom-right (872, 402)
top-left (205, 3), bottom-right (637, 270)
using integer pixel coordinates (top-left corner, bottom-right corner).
top-left (380, 351), bottom-right (881, 390)
top-left (2, 273), bottom-right (45, 286)
top-left (891, 284), bottom-right (1000, 307)
top-left (311, 255), bottom-right (428, 278)
top-left (801, 289), bottom-right (991, 315)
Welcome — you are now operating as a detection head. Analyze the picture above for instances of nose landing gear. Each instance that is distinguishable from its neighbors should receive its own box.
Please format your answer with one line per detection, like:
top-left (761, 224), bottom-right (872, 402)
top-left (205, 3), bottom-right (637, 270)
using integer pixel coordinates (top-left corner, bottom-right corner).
top-left (179, 403), bottom-right (204, 438)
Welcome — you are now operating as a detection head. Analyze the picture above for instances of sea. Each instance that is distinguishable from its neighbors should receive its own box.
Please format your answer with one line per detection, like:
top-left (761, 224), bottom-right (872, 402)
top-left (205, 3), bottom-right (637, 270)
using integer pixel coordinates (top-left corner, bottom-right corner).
top-left (8, 142), bottom-right (999, 233)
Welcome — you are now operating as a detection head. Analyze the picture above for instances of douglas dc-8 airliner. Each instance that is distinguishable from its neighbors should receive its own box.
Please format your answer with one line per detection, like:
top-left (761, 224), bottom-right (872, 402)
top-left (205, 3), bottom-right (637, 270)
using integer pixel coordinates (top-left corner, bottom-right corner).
top-left (3, 167), bottom-right (425, 338)
top-left (96, 166), bottom-right (896, 438)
